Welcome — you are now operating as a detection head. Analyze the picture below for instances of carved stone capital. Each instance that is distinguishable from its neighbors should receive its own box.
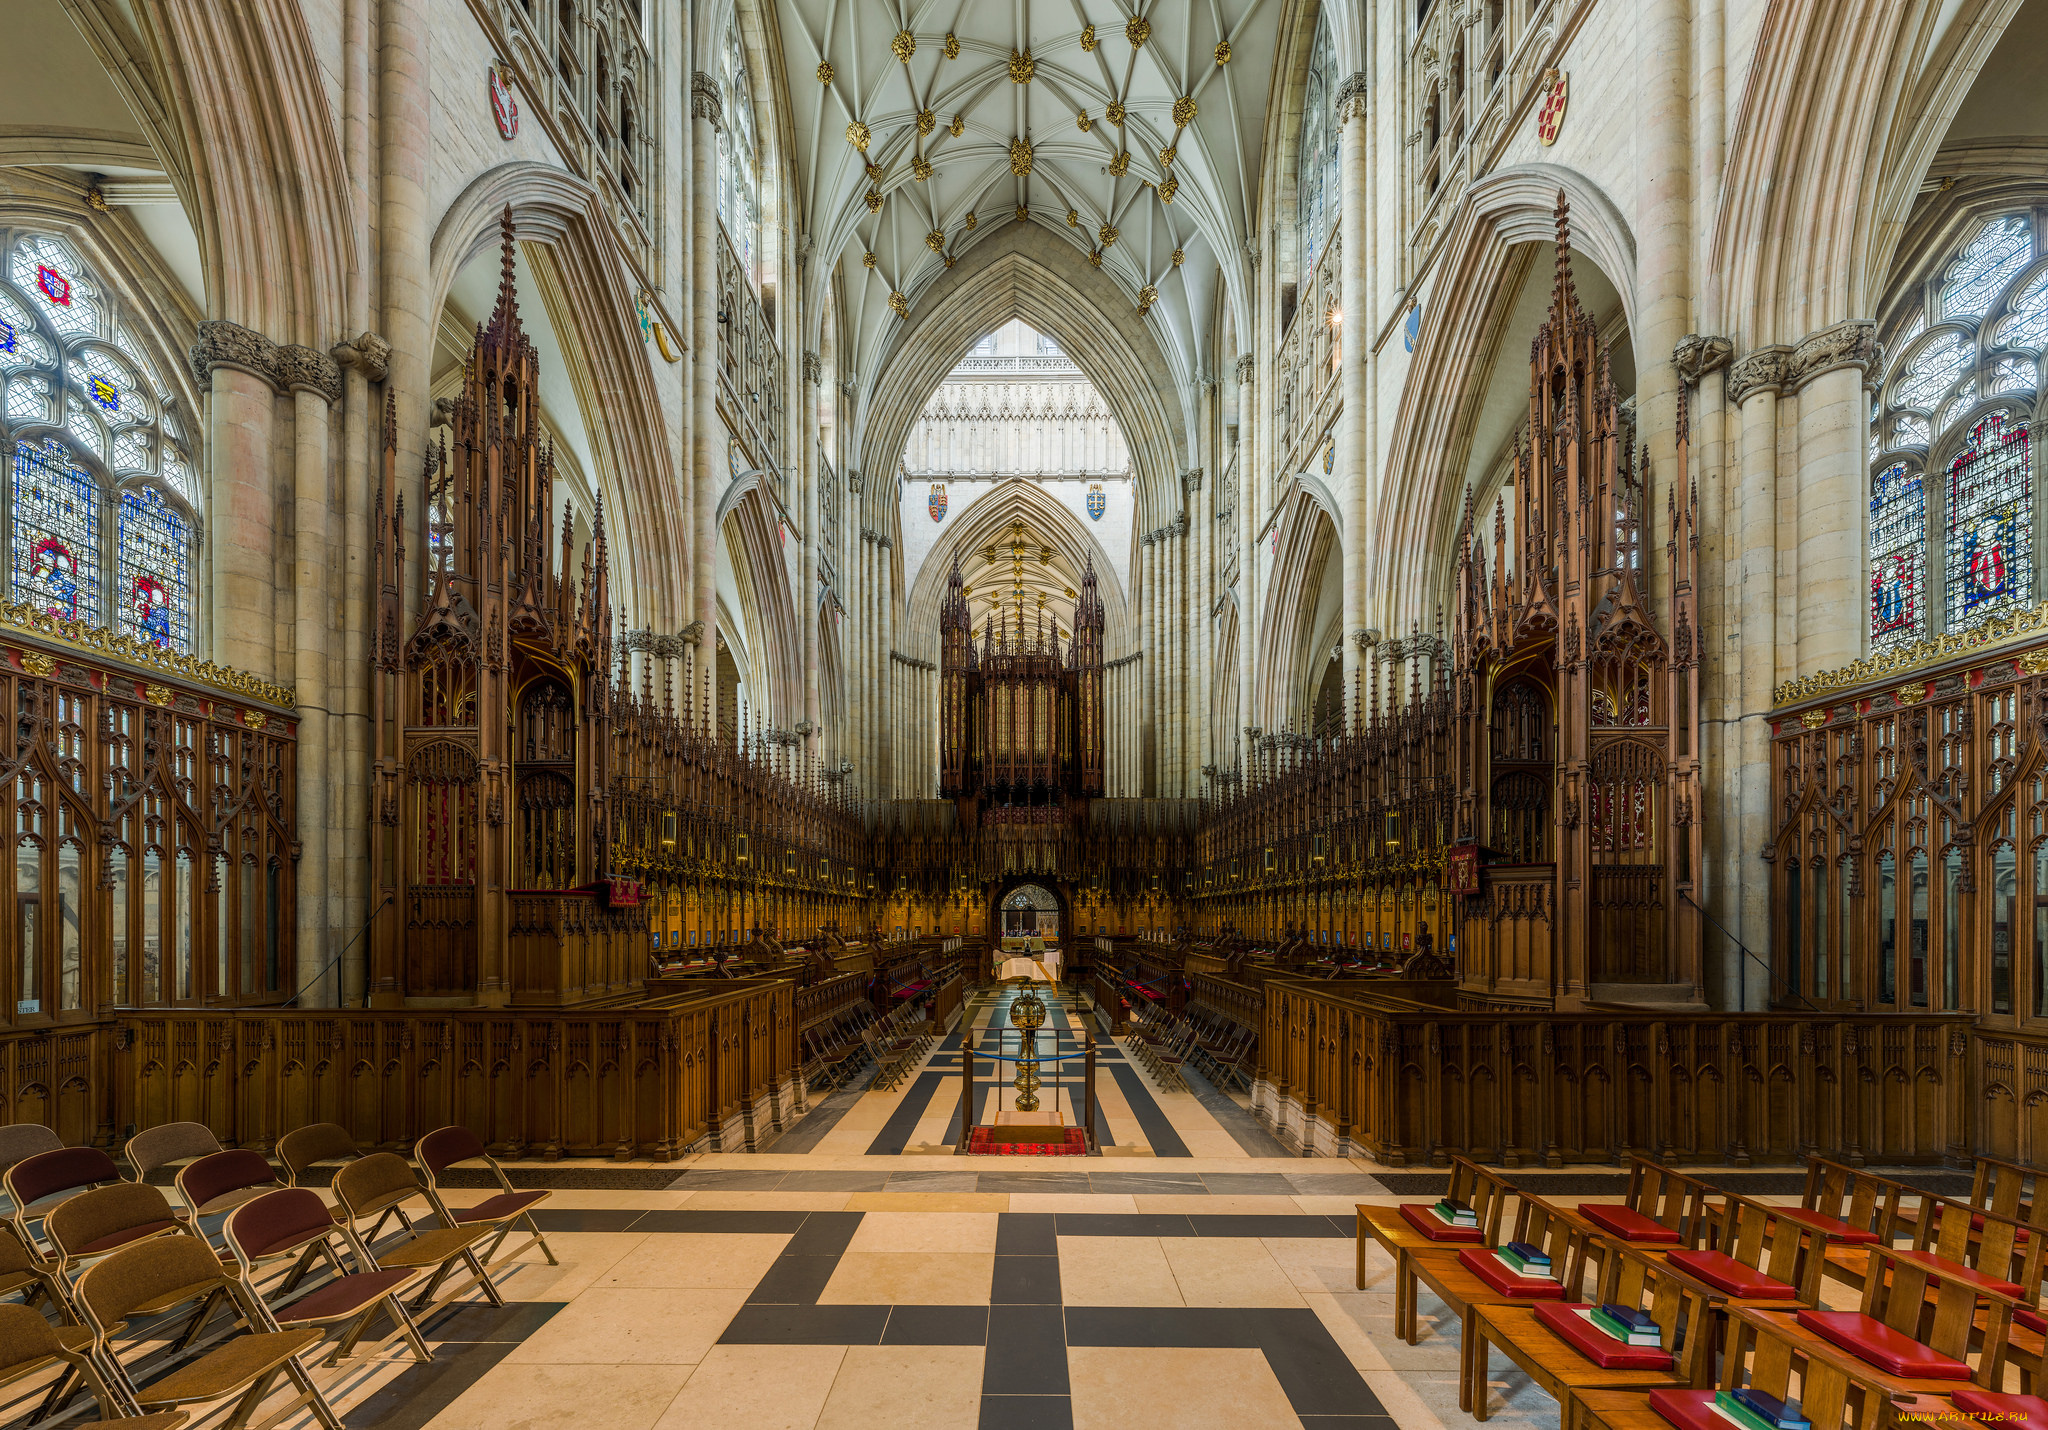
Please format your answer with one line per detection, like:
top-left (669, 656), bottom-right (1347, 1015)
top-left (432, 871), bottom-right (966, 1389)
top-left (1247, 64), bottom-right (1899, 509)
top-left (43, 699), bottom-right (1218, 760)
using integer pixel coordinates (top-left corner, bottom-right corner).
top-left (1241, 240), bottom-right (1261, 272)
top-left (275, 343), bottom-right (343, 402)
top-left (330, 330), bottom-right (391, 383)
top-left (690, 71), bottom-right (724, 130)
top-left (190, 319), bottom-right (279, 392)
top-left (1234, 353), bottom-right (1256, 386)
top-left (1337, 72), bottom-right (1370, 122)
top-left (1787, 319), bottom-right (1880, 391)
top-left (680, 620), bottom-right (704, 645)
top-left (1672, 333), bottom-right (1733, 386)
top-left (802, 349), bottom-right (821, 384)
top-left (1183, 468), bottom-right (1203, 491)
top-left (1725, 346), bottom-right (1791, 408)
top-left (839, 377), bottom-right (858, 397)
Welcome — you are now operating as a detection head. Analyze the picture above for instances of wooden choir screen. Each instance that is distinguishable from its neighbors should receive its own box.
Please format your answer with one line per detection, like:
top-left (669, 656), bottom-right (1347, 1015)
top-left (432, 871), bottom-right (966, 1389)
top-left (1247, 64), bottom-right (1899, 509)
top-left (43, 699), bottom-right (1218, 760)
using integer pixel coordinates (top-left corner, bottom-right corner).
top-left (1256, 976), bottom-right (1968, 1166)
top-left (1, 620), bottom-right (298, 1028)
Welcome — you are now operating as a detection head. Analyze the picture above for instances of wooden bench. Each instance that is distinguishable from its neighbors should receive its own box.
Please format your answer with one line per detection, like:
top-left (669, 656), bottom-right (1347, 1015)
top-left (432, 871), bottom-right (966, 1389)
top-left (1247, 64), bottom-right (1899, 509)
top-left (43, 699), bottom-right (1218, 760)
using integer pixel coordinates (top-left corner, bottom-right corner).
top-left (1468, 1244), bottom-right (1716, 1429)
top-left (1354, 1156), bottom-right (1516, 1303)
top-left (1553, 1157), bottom-right (1721, 1291)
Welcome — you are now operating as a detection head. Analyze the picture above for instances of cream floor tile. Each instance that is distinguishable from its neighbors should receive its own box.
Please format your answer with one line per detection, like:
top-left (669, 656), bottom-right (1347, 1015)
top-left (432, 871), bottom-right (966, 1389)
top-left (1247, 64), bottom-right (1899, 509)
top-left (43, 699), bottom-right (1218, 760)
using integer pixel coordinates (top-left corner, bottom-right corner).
top-left (842, 1192), bottom-right (1009, 1213)
top-left (504, 1288), bottom-right (748, 1365)
top-left (1130, 1195), bottom-right (1309, 1215)
top-left (1366, 1368), bottom-right (1456, 1429)
top-left (539, 1190), bottom-right (695, 1210)
top-left (1301, 1291), bottom-right (1394, 1372)
top-left (421, 1362), bottom-right (694, 1430)
top-left (1292, 1194), bottom-right (1373, 1217)
top-left (827, 1100), bottom-right (903, 1133)
top-left (814, 1345), bottom-right (984, 1430)
top-left (812, 1126), bottom-right (887, 1155)
top-left (1067, 1346), bottom-right (1300, 1430)
top-left (658, 1345), bottom-right (847, 1430)
top-left (1056, 1235), bottom-right (1183, 1306)
top-left (679, 1190), bottom-right (855, 1211)
top-left (1007, 1193), bottom-right (1137, 1214)
top-left (491, 1231), bottom-right (650, 1300)
top-left (1262, 1235), bottom-right (1364, 1294)
top-left (1160, 1237), bottom-right (1305, 1308)
top-left (1177, 1130), bottom-right (1251, 1158)
top-left (845, 1210), bottom-right (1001, 1254)
top-left (597, 1232), bottom-right (792, 1289)
top-left (816, 1252), bottom-right (995, 1304)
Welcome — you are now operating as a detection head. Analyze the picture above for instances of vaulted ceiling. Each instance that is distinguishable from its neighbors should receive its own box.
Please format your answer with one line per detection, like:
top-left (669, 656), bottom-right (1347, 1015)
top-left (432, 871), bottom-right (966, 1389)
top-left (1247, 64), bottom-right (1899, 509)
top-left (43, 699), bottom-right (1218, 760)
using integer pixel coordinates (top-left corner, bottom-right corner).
top-left (779, 0), bottom-right (1281, 402)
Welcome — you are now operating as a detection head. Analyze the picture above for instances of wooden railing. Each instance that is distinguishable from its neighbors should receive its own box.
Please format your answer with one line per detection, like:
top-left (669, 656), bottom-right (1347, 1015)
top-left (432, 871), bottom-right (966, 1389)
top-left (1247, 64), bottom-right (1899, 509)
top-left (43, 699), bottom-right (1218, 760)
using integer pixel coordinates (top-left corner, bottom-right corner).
top-left (795, 972), bottom-right (868, 1032)
top-left (1258, 976), bottom-right (1972, 1167)
top-left (91, 979), bottom-right (794, 1160)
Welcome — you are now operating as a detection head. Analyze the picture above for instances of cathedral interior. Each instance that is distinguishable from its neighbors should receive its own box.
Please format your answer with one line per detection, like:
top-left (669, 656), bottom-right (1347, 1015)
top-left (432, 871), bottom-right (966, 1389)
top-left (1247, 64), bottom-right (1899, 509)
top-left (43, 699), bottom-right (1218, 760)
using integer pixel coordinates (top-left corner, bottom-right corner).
top-left (0, 0), bottom-right (2045, 1427)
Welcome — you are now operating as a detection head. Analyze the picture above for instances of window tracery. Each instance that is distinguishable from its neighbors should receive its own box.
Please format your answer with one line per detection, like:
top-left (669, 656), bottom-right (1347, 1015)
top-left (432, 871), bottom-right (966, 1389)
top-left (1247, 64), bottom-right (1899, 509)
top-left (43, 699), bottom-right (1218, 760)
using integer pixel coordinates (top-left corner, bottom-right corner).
top-left (718, 16), bottom-right (761, 287)
top-left (0, 232), bottom-right (193, 651)
top-left (1297, 13), bottom-right (1338, 276)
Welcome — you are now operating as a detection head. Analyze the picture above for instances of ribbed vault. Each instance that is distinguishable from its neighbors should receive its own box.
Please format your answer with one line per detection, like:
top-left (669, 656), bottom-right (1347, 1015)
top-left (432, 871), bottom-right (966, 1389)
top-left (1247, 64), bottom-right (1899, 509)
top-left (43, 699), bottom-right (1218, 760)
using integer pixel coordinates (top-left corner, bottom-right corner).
top-left (859, 225), bottom-right (1189, 533)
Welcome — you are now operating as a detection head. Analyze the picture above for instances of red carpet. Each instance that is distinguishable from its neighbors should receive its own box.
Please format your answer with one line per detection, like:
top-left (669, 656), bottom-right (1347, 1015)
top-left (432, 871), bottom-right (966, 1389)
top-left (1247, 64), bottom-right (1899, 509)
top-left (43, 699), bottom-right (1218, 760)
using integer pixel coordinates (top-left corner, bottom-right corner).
top-left (965, 1127), bottom-right (1088, 1155)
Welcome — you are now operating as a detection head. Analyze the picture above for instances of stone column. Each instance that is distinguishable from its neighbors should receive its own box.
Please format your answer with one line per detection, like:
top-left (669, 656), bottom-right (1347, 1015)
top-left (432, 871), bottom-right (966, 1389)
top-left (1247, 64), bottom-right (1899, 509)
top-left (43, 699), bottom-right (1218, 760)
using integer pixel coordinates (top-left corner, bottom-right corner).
top-left (801, 351), bottom-right (822, 758)
top-left (192, 328), bottom-right (278, 682)
top-left (881, 536), bottom-right (895, 795)
top-left (1790, 323), bottom-right (1879, 677)
top-left (1729, 348), bottom-right (1787, 1009)
top-left (330, 332), bottom-right (386, 1008)
top-left (281, 351), bottom-right (343, 1003)
top-left (378, 0), bottom-right (429, 629)
top-left (1235, 355), bottom-right (1256, 772)
top-left (690, 71), bottom-right (723, 724)
top-left (1338, 74), bottom-right (1372, 702)
top-left (1637, 0), bottom-right (1693, 607)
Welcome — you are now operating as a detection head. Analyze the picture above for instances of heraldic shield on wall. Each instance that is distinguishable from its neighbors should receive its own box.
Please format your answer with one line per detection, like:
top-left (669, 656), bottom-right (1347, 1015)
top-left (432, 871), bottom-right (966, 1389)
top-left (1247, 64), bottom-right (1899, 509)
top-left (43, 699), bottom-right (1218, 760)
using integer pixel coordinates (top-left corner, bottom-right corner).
top-left (929, 482), bottom-right (947, 522)
top-left (1087, 482), bottom-right (1105, 520)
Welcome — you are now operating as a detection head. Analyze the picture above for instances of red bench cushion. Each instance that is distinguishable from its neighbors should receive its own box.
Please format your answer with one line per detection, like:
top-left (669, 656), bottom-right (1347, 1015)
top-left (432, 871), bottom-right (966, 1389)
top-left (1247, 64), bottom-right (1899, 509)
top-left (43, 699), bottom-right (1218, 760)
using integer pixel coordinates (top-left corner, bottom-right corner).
top-left (1887, 1247), bottom-right (2023, 1298)
top-left (1398, 1202), bottom-right (1484, 1244)
top-left (1532, 1302), bottom-right (1674, 1370)
top-left (1664, 1248), bottom-right (1797, 1300)
top-left (2015, 1306), bottom-right (2045, 1335)
top-left (1931, 1205), bottom-right (2030, 1243)
top-left (1952, 1390), bottom-right (2048, 1419)
top-left (1457, 1247), bottom-right (1565, 1299)
top-left (1645, 1389), bottom-right (1723, 1430)
top-left (1793, 1309), bottom-right (1969, 1379)
top-left (1773, 1207), bottom-right (1881, 1244)
top-left (1580, 1203), bottom-right (1683, 1244)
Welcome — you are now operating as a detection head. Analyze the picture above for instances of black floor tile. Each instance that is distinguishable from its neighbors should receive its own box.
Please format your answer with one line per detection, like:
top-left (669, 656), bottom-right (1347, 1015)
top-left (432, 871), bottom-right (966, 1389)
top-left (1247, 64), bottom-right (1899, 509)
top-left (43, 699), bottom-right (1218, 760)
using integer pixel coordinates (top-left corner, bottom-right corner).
top-left (995, 1213), bottom-right (1058, 1256)
top-left (529, 1208), bottom-right (643, 1233)
top-left (982, 1305), bottom-right (1070, 1395)
top-left (1187, 1214), bottom-right (1350, 1239)
top-left (744, 1255), bottom-right (844, 1305)
top-left (991, 1255), bottom-right (1062, 1304)
top-left (339, 1339), bottom-right (522, 1428)
top-left (883, 1305), bottom-right (991, 1345)
top-left (1050, 1213), bottom-right (1196, 1238)
top-left (628, 1209), bottom-right (810, 1235)
top-left (1250, 1310), bottom-right (1383, 1415)
top-left (787, 1210), bottom-right (867, 1254)
top-left (719, 1303), bottom-right (890, 1344)
top-left (1298, 1418), bottom-right (1401, 1430)
top-left (979, 1396), bottom-right (1074, 1430)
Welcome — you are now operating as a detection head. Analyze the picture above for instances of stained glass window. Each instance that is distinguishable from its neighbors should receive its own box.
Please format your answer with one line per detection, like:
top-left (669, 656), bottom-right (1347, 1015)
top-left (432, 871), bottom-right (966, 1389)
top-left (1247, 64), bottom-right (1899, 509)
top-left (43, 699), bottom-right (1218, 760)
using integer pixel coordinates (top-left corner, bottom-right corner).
top-left (1298, 14), bottom-right (1340, 276)
top-left (1944, 410), bottom-right (2032, 634)
top-left (1869, 461), bottom-right (1925, 650)
top-left (11, 438), bottom-right (100, 623)
top-left (717, 18), bottom-right (760, 285)
top-left (0, 232), bottom-right (194, 651)
top-left (1941, 215), bottom-right (2032, 320)
top-left (1999, 270), bottom-right (2048, 349)
top-left (117, 487), bottom-right (189, 649)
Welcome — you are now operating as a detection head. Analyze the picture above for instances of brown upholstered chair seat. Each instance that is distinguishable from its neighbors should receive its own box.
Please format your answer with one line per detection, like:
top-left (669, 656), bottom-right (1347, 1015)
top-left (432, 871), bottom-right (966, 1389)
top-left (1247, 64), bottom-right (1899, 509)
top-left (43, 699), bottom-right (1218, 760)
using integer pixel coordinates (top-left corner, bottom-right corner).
top-left (135, 1327), bottom-right (325, 1406)
top-left (276, 1269), bottom-right (418, 1324)
top-left (372, 1224), bottom-right (498, 1269)
top-left (447, 1190), bottom-right (548, 1224)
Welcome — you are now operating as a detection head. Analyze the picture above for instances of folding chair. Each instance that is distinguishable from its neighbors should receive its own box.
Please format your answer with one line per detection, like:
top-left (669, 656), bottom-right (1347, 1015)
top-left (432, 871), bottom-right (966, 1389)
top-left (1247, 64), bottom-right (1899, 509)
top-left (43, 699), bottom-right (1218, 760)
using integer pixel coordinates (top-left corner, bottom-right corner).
top-left (0, 1301), bottom-right (185, 1430)
top-left (330, 1154), bottom-right (505, 1319)
top-left (174, 1150), bottom-right (287, 1223)
top-left (413, 1127), bottom-right (555, 1269)
top-left (43, 1184), bottom-right (194, 1288)
top-left (224, 1189), bottom-right (431, 1370)
top-left (0, 1222), bottom-right (67, 1319)
top-left (5, 1147), bottom-right (122, 1253)
top-left (123, 1125), bottom-right (225, 1192)
top-left (278, 1125), bottom-right (407, 1243)
top-left (0, 1126), bottom-right (63, 1218)
top-left (74, 1234), bottom-right (341, 1430)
